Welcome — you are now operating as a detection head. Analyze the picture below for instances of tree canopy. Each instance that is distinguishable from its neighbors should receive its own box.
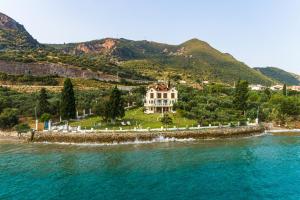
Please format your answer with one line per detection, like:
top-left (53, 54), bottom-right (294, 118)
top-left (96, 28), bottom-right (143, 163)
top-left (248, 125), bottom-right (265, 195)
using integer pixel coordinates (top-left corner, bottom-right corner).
top-left (60, 78), bottom-right (76, 120)
top-left (103, 86), bottom-right (125, 123)
top-left (233, 80), bottom-right (249, 115)
top-left (37, 88), bottom-right (50, 117)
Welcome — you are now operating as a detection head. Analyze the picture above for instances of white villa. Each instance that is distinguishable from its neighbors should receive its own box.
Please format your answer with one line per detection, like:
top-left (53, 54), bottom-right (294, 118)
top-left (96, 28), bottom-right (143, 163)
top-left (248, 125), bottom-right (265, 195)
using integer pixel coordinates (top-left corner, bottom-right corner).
top-left (288, 86), bottom-right (300, 92)
top-left (144, 82), bottom-right (178, 114)
top-left (270, 85), bottom-right (284, 91)
top-left (249, 84), bottom-right (266, 91)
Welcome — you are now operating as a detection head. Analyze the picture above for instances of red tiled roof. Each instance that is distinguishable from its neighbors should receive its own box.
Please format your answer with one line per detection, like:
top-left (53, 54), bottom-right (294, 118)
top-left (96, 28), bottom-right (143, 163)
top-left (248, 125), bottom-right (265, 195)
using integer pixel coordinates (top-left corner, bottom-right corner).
top-left (149, 83), bottom-right (170, 91)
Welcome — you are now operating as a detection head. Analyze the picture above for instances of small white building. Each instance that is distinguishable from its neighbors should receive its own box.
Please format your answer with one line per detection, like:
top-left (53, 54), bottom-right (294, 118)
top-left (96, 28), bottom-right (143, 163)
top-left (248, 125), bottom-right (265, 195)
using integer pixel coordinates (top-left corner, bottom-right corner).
top-left (249, 84), bottom-right (266, 91)
top-left (270, 85), bottom-right (283, 91)
top-left (144, 82), bottom-right (178, 114)
top-left (288, 86), bottom-right (300, 92)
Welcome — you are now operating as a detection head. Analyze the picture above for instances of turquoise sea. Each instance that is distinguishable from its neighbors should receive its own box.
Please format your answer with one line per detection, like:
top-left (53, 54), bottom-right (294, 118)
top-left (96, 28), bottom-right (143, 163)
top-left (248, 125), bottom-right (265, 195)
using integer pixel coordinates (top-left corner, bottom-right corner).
top-left (1, 135), bottom-right (300, 200)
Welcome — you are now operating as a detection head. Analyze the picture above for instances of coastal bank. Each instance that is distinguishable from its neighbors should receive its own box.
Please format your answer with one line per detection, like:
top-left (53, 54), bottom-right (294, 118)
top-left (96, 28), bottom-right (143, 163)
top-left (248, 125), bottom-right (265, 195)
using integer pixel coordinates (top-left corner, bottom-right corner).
top-left (26, 126), bottom-right (264, 144)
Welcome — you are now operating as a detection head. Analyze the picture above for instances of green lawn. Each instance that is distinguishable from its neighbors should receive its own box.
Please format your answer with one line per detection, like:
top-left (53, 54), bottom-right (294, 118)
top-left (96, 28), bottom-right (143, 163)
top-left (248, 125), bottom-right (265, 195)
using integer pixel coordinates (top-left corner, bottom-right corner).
top-left (70, 108), bottom-right (197, 130)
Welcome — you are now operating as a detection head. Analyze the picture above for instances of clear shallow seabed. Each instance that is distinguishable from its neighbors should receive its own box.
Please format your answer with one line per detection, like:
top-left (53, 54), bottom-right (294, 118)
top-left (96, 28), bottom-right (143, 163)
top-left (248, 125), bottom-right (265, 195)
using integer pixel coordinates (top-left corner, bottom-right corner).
top-left (1, 135), bottom-right (300, 200)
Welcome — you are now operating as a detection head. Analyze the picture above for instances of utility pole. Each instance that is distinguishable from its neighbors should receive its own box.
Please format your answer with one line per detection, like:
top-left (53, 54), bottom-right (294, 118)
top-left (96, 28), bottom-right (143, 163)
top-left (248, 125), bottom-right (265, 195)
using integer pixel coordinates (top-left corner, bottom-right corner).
top-left (256, 106), bottom-right (260, 125)
top-left (34, 107), bottom-right (38, 131)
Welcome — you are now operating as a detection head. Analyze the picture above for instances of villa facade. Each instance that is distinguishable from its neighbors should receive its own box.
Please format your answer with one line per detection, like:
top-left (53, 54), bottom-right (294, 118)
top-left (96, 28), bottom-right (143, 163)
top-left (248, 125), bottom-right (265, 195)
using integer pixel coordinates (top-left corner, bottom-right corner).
top-left (249, 84), bottom-right (266, 91)
top-left (270, 85), bottom-right (284, 91)
top-left (288, 86), bottom-right (300, 92)
top-left (144, 82), bottom-right (178, 114)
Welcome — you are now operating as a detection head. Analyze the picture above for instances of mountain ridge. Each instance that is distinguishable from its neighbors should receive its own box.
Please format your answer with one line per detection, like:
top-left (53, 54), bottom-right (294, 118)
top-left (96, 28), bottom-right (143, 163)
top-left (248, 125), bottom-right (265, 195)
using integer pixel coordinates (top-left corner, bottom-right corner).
top-left (0, 12), bottom-right (283, 85)
top-left (255, 67), bottom-right (300, 85)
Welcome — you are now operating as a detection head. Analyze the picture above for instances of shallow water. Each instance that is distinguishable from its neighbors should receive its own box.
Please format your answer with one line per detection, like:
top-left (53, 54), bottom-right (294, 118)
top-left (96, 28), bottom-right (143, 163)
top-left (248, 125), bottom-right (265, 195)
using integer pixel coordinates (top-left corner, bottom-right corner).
top-left (1, 135), bottom-right (300, 200)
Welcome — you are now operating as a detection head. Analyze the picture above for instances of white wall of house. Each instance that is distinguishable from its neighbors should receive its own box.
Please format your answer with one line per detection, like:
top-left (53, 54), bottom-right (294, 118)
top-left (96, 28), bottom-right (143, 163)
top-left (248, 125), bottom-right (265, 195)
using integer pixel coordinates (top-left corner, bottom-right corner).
top-left (249, 84), bottom-right (266, 91)
top-left (144, 86), bottom-right (178, 114)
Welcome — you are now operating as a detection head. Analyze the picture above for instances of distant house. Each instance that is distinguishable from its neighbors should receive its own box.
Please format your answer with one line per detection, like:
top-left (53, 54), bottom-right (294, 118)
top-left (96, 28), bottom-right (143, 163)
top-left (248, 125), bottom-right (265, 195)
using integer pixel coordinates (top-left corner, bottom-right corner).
top-left (288, 86), bottom-right (300, 92)
top-left (144, 82), bottom-right (178, 114)
top-left (249, 84), bottom-right (266, 91)
top-left (191, 83), bottom-right (204, 90)
top-left (270, 85), bottom-right (283, 91)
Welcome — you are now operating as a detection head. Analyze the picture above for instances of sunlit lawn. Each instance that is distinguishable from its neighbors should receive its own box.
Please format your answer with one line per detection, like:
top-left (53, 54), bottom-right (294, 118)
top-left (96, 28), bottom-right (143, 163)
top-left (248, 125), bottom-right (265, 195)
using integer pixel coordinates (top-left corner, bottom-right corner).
top-left (70, 108), bottom-right (197, 130)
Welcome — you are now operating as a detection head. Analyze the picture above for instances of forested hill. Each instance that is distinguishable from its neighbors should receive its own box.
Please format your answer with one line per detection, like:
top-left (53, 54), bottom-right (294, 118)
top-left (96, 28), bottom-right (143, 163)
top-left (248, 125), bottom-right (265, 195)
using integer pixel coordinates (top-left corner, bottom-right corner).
top-left (50, 38), bottom-right (275, 85)
top-left (0, 12), bottom-right (280, 85)
top-left (255, 67), bottom-right (300, 85)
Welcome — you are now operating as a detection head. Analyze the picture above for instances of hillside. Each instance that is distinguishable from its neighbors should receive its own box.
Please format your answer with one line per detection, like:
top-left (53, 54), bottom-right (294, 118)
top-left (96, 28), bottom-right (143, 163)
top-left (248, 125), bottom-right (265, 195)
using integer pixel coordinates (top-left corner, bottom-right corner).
top-left (0, 12), bottom-right (275, 85)
top-left (51, 38), bottom-right (274, 85)
top-left (255, 67), bottom-right (300, 85)
top-left (0, 12), bottom-right (39, 49)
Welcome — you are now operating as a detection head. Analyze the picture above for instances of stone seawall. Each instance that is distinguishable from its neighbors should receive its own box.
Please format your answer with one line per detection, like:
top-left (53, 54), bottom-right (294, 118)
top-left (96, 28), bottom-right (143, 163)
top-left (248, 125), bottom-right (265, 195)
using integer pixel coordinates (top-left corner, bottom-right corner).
top-left (31, 126), bottom-right (265, 144)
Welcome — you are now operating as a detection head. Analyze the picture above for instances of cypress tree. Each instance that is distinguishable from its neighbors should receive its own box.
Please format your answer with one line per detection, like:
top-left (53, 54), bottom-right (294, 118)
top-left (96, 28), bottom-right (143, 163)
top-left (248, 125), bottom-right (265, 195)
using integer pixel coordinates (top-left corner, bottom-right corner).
top-left (106, 86), bottom-right (125, 123)
top-left (37, 88), bottom-right (50, 117)
top-left (283, 84), bottom-right (287, 96)
top-left (60, 78), bottom-right (76, 120)
top-left (233, 79), bottom-right (249, 115)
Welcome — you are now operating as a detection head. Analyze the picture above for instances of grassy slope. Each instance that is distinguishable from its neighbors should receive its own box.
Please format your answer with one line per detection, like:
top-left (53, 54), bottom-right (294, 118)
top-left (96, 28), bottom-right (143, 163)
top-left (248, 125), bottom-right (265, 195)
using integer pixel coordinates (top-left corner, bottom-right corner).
top-left (117, 39), bottom-right (274, 85)
top-left (50, 38), bottom-right (275, 85)
top-left (0, 78), bottom-right (120, 93)
top-left (70, 108), bottom-right (197, 129)
top-left (255, 67), bottom-right (300, 85)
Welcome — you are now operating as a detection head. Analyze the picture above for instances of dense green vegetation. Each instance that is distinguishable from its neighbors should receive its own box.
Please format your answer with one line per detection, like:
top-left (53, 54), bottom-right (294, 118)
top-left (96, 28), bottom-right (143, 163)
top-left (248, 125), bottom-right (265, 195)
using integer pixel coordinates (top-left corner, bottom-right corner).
top-left (0, 72), bottom-right (58, 85)
top-left (160, 114), bottom-right (173, 128)
top-left (70, 108), bottom-right (197, 129)
top-left (0, 49), bottom-right (153, 81)
top-left (0, 84), bottom-right (108, 129)
top-left (174, 83), bottom-right (300, 126)
top-left (60, 78), bottom-right (76, 120)
top-left (101, 86), bottom-right (125, 123)
top-left (113, 39), bottom-right (273, 85)
top-left (15, 123), bottom-right (31, 134)
top-left (0, 108), bottom-right (19, 129)
top-left (36, 88), bottom-right (50, 117)
top-left (255, 67), bottom-right (300, 85)
top-left (0, 78), bottom-right (299, 130)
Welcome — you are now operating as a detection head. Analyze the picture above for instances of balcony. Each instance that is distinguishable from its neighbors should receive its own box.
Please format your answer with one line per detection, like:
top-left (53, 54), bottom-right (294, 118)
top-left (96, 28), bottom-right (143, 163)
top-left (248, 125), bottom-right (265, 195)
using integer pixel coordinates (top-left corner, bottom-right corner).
top-left (144, 99), bottom-right (176, 107)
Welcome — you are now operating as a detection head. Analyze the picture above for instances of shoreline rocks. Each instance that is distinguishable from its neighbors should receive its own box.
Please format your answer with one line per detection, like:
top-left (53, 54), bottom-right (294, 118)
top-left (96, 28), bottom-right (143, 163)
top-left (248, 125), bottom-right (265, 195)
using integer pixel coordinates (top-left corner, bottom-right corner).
top-left (31, 126), bottom-right (265, 144)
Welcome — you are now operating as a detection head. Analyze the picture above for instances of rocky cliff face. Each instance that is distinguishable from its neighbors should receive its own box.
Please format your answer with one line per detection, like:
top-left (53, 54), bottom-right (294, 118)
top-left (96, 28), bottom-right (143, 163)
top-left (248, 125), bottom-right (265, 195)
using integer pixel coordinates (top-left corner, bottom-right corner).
top-left (0, 13), bottom-right (19, 30)
top-left (72, 38), bottom-right (117, 55)
top-left (0, 60), bottom-right (117, 81)
top-left (0, 12), bottom-right (39, 49)
top-left (54, 38), bottom-right (176, 60)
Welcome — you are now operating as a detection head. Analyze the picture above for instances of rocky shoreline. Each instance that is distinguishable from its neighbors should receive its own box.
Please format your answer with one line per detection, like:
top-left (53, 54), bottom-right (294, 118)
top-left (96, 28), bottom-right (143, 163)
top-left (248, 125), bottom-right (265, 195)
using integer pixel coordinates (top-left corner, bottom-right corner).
top-left (0, 126), bottom-right (266, 144)
top-left (34, 126), bottom-right (265, 144)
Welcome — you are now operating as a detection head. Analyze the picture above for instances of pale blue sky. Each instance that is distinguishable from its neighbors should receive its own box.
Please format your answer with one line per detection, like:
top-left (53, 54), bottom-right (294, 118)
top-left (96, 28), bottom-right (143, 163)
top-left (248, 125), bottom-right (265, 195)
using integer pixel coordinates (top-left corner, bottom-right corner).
top-left (1, 0), bottom-right (300, 74)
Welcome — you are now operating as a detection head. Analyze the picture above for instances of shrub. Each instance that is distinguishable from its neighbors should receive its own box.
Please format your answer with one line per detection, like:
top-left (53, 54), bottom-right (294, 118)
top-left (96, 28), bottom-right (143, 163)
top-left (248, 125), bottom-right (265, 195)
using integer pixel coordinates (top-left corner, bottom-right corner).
top-left (160, 114), bottom-right (173, 128)
top-left (0, 108), bottom-right (19, 129)
top-left (15, 123), bottom-right (31, 133)
top-left (40, 113), bottom-right (51, 122)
